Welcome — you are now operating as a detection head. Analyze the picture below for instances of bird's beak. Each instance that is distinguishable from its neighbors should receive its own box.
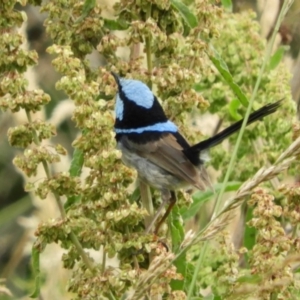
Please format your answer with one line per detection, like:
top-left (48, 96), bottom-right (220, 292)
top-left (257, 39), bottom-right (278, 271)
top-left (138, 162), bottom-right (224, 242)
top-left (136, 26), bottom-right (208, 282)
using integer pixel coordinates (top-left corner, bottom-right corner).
top-left (111, 71), bottom-right (120, 87)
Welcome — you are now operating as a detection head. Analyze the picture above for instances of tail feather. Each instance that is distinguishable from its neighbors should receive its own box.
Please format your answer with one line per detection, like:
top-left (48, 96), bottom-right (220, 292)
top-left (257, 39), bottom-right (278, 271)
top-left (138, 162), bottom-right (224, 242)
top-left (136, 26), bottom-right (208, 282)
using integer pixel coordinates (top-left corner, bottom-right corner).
top-left (187, 100), bottom-right (282, 153)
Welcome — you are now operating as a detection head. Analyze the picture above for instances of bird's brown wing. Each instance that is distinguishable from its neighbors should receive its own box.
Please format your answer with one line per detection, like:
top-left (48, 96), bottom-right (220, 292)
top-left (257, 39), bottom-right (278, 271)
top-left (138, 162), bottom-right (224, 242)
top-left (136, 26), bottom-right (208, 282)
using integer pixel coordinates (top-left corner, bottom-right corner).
top-left (122, 133), bottom-right (211, 191)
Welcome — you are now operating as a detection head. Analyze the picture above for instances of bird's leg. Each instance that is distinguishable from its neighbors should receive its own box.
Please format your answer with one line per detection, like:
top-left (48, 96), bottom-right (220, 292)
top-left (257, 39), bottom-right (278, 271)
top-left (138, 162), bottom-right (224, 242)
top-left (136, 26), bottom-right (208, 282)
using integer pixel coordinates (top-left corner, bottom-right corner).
top-left (145, 190), bottom-right (177, 234)
top-left (145, 189), bottom-right (171, 234)
top-left (154, 191), bottom-right (176, 234)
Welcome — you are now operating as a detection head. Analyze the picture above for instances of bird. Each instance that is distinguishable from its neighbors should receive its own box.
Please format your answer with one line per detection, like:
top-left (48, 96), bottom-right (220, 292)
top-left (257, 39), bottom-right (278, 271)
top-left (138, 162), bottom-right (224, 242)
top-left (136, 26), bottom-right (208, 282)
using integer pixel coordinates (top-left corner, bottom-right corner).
top-left (111, 72), bottom-right (281, 234)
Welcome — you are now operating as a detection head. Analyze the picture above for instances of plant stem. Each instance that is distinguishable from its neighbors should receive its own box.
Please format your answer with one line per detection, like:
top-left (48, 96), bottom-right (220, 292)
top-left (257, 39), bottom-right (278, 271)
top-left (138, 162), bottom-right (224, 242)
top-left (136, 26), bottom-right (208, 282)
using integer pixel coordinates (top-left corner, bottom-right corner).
top-left (145, 3), bottom-right (152, 88)
top-left (101, 246), bottom-right (107, 274)
top-left (25, 109), bottom-right (95, 272)
top-left (108, 290), bottom-right (117, 300)
top-left (139, 181), bottom-right (154, 228)
top-left (187, 242), bottom-right (208, 299)
top-left (69, 232), bottom-right (94, 271)
top-left (140, 3), bottom-right (154, 230)
top-left (292, 224), bottom-right (299, 238)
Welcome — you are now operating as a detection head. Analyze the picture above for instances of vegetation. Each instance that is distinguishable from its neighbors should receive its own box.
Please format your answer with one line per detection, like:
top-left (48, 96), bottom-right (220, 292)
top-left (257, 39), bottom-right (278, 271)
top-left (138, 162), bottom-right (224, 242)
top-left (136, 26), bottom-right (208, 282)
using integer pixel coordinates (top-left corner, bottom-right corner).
top-left (1, 0), bottom-right (299, 299)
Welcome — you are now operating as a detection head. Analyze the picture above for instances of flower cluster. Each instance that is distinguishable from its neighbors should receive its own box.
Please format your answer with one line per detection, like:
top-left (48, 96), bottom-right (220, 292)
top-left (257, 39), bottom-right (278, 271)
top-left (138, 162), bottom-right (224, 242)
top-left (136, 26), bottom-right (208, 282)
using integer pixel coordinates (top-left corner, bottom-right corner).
top-left (246, 188), bottom-right (294, 299)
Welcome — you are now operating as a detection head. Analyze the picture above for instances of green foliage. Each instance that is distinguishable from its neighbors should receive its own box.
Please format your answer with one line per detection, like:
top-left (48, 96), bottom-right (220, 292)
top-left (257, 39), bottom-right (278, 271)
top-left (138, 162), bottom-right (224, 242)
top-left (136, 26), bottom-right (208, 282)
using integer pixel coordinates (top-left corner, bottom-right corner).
top-left (269, 46), bottom-right (287, 70)
top-left (30, 246), bottom-right (41, 298)
top-left (207, 45), bottom-right (249, 107)
top-left (197, 10), bottom-right (295, 182)
top-left (1, 0), bottom-right (299, 299)
top-left (171, 0), bottom-right (198, 31)
top-left (221, 0), bottom-right (232, 11)
top-left (180, 181), bottom-right (241, 220)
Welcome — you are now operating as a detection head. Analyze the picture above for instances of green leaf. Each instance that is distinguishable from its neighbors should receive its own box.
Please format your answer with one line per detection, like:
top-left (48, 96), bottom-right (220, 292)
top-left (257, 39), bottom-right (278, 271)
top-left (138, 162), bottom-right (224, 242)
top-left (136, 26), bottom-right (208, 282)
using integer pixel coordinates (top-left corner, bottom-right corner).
top-left (208, 45), bottom-right (249, 107)
top-left (170, 205), bottom-right (186, 290)
top-left (30, 246), bottom-right (41, 298)
top-left (268, 46), bottom-right (286, 70)
top-left (183, 262), bottom-right (196, 293)
top-left (180, 182), bottom-right (241, 220)
top-left (64, 148), bottom-right (84, 209)
top-left (170, 205), bottom-right (185, 253)
top-left (171, 0), bottom-right (198, 29)
top-left (193, 83), bottom-right (204, 92)
top-left (103, 18), bottom-right (129, 31)
top-left (69, 148), bottom-right (84, 177)
top-left (75, 0), bottom-right (96, 23)
top-left (228, 99), bottom-right (242, 120)
top-left (236, 274), bottom-right (261, 284)
top-left (244, 206), bottom-right (256, 250)
top-left (221, 0), bottom-right (232, 11)
top-left (129, 187), bottom-right (141, 203)
top-left (64, 195), bottom-right (80, 210)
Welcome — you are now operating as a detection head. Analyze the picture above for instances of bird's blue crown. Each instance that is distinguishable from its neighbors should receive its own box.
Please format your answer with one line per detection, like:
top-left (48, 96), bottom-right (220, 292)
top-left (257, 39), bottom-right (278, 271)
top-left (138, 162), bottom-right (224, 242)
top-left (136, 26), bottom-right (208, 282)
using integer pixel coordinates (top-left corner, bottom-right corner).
top-left (113, 75), bottom-right (178, 134)
top-left (115, 78), bottom-right (154, 120)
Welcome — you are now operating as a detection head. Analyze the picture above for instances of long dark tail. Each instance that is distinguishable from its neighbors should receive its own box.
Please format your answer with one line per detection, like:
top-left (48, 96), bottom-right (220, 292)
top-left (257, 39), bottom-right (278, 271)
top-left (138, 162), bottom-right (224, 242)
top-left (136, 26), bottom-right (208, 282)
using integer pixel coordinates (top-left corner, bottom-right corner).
top-left (187, 100), bottom-right (282, 153)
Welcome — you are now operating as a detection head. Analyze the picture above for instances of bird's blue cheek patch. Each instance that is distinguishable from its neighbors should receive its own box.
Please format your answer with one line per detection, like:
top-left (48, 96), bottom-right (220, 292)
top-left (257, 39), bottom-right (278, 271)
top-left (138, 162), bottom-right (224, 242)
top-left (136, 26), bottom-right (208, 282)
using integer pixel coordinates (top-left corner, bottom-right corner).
top-left (115, 94), bottom-right (124, 120)
top-left (120, 79), bottom-right (154, 109)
